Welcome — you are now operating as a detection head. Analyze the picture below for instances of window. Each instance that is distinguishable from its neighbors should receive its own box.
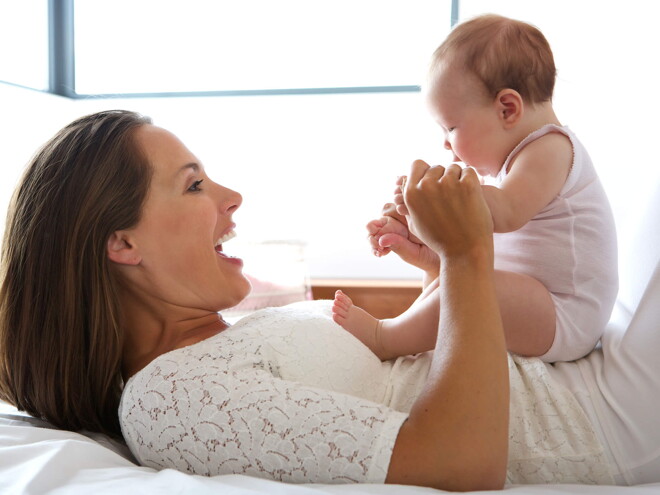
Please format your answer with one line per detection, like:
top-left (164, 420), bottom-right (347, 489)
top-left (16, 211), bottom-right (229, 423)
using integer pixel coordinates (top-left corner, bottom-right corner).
top-left (0, 0), bottom-right (455, 98)
top-left (0, 0), bottom-right (49, 91)
top-left (73, 0), bottom-right (453, 96)
top-left (2, 0), bottom-right (457, 97)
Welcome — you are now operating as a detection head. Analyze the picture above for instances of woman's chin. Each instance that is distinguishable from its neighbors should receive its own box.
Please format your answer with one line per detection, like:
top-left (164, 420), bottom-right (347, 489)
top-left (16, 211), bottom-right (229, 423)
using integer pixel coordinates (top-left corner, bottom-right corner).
top-left (217, 279), bottom-right (252, 311)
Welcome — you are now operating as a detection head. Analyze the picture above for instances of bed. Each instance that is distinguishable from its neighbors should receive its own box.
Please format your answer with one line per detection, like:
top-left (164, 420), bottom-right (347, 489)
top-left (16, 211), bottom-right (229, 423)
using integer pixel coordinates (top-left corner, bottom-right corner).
top-left (2, 403), bottom-right (660, 495)
top-left (2, 185), bottom-right (660, 495)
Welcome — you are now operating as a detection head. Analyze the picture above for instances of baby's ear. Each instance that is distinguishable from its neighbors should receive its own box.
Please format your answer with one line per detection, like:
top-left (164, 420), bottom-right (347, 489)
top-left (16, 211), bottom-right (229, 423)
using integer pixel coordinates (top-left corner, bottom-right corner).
top-left (107, 231), bottom-right (141, 265)
top-left (496, 89), bottom-right (523, 127)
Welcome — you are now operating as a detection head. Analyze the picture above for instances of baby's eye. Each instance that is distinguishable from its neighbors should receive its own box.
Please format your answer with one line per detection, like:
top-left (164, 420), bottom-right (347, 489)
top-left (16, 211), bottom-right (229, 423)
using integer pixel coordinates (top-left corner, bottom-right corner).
top-left (447, 127), bottom-right (456, 132)
top-left (188, 179), bottom-right (204, 192)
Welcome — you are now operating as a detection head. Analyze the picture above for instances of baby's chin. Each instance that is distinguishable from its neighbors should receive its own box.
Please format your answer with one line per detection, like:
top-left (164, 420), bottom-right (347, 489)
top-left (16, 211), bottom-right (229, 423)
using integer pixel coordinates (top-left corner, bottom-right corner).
top-left (470, 163), bottom-right (500, 178)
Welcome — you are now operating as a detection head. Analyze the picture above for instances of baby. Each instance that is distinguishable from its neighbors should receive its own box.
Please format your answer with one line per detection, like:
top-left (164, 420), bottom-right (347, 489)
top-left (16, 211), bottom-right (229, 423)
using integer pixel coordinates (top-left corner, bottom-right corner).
top-left (332, 14), bottom-right (618, 363)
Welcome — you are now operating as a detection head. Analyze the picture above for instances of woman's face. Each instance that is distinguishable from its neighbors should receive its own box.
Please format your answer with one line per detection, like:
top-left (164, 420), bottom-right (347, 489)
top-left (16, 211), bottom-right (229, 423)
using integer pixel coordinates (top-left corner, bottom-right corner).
top-left (125, 124), bottom-right (250, 313)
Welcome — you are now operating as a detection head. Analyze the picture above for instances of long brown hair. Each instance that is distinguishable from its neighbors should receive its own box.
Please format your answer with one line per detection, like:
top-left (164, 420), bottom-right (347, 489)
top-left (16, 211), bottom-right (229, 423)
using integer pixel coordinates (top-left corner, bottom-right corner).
top-left (0, 110), bottom-right (152, 437)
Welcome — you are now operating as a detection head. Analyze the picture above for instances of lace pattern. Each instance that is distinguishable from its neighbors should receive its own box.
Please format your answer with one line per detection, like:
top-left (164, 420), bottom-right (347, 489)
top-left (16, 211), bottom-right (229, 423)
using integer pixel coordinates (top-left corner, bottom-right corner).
top-left (120, 302), bottom-right (408, 483)
top-left (506, 355), bottom-right (614, 485)
top-left (120, 301), bottom-right (614, 485)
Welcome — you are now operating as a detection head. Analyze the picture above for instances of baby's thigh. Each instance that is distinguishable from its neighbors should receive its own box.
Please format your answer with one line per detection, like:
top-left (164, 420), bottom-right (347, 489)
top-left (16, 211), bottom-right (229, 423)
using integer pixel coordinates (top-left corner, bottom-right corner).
top-left (493, 270), bottom-right (556, 357)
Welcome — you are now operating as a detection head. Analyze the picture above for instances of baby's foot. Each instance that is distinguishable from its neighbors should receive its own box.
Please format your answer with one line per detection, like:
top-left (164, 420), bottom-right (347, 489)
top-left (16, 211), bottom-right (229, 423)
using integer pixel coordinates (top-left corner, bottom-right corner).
top-left (332, 290), bottom-right (384, 358)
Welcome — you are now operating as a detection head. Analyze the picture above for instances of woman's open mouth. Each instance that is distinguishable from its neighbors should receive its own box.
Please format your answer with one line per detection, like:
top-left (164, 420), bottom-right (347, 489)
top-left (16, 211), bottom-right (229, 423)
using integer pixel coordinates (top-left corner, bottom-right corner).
top-left (214, 230), bottom-right (243, 266)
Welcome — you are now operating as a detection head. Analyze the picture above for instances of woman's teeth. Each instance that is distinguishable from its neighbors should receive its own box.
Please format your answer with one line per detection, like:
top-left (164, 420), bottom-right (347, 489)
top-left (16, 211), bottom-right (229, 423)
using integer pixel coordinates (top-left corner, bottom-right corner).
top-left (215, 230), bottom-right (236, 251)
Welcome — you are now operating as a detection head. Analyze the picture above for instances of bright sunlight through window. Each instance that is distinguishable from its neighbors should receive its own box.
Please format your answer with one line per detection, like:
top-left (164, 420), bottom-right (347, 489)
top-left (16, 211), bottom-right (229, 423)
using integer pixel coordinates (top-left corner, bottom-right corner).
top-left (73, 0), bottom-right (452, 94)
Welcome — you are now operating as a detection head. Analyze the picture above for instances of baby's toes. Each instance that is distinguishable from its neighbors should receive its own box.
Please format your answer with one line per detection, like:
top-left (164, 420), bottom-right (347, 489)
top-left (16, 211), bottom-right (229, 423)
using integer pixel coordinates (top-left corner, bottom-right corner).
top-left (333, 290), bottom-right (352, 316)
top-left (335, 290), bottom-right (354, 307)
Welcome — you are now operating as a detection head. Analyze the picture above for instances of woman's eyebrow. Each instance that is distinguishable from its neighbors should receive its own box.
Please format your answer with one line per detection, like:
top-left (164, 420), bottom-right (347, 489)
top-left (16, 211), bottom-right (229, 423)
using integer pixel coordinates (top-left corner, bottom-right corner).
top-left (176, 162), bottom-right (200, 176)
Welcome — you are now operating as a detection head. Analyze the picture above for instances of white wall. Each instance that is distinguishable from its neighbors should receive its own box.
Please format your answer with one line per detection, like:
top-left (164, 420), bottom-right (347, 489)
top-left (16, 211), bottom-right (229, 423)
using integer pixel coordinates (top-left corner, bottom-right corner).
top-left (0, 84), bottom-right (80, 222)
top-left (1, 0), bottom-right (659, 285)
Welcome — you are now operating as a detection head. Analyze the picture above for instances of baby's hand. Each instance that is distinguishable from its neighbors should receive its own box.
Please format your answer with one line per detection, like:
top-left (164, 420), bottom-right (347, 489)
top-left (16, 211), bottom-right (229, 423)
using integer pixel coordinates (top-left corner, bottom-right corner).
top-left (366, 206), bottom-right (440, 274)
top-left (367, 214), bottom-right (410, 257)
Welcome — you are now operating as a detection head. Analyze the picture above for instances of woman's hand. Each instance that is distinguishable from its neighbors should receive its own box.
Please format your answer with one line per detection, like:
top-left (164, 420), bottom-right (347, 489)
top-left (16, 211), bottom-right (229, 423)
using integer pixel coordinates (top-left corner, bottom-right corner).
top-left (394, 175), bottom-right (410, 217)
top-left (403, 160), bottom-right (494, 260)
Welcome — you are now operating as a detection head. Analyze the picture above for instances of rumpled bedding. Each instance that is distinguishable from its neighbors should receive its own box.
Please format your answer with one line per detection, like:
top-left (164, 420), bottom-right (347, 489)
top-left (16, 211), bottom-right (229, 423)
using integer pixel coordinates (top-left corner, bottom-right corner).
top-left (2, 401), bottom-right (660, 494)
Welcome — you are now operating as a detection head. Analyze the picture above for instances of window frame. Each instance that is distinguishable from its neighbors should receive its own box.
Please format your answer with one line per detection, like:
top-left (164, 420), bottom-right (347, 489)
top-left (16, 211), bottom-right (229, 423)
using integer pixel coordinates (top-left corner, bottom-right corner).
top-left (43, 0), bottom-right (459, 99)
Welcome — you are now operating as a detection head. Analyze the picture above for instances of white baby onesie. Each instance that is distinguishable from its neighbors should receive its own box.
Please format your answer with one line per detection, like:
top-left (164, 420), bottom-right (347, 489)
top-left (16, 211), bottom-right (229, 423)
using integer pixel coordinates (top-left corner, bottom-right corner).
top-left (492, 124), bottom-right (618, 362)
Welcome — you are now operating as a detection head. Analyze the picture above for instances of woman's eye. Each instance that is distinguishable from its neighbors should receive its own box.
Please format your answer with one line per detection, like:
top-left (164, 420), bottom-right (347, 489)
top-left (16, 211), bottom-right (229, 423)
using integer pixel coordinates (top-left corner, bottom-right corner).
top-left (188, 179), bottom-right (204, 192)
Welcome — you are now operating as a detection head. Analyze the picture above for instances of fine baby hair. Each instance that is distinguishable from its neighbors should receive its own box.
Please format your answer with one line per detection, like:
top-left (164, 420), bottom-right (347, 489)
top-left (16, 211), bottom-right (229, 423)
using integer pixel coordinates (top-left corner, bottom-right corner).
top-left (430, 14), bottom-right (556, 104)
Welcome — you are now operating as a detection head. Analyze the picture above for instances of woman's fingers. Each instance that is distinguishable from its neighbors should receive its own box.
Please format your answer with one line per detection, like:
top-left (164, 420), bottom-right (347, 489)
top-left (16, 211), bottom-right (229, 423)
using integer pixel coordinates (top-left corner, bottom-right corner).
top-left (459, 165), bottom-right (481, 185)
top-left (419, 163), bottom-right (461, 188)
top-left (396, 203), bottom-right (410, 216)
top-left (394, 175), bottom-right (406, 195)
top-left (403, 163), bottom-right (492, 257)
top-left (406, 159), bottom-right (433, 190)
top-left (443, 163), bottom-right (463, 179)
top-left (388, 162), bottom-right (487, 259)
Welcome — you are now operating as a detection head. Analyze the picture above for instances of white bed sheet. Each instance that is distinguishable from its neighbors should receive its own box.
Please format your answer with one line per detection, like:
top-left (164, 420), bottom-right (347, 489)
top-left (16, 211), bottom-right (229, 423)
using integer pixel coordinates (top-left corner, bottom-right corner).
top-left (2, 403), bottom-right (660, 495)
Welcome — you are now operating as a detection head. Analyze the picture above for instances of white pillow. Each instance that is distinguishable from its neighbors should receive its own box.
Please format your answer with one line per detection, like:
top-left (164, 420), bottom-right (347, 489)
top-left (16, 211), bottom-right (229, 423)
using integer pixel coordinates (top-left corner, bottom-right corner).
top-left (616, 180), bottom-right (660, 316)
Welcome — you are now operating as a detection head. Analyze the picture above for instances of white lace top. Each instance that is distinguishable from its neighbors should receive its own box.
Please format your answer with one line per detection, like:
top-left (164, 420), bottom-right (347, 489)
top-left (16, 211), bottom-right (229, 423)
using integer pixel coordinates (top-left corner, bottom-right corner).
top-left (120, 301), bottom-right (614, 485)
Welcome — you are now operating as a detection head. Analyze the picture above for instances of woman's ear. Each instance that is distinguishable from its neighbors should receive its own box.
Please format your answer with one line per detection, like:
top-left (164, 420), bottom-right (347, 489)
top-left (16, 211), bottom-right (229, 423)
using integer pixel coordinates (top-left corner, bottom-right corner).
top-left (107, 231), bottom-right (142, 265)
top-left (495, 89), bottom-right (523, 128)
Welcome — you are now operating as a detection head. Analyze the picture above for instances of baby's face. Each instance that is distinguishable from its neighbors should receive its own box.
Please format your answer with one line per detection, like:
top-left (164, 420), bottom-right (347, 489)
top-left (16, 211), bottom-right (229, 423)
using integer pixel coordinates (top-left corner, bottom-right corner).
top-left (425, 65), bottom-right (509, 177)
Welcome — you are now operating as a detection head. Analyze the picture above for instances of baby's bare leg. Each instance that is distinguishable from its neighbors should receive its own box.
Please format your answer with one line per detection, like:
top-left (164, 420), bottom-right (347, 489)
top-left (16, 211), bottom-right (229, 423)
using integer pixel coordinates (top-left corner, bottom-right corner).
top-left (332, 282), bottom-right (441, 361)
top-left (380, 286), bottom-right (441, 358)
top-left (493, 270), bottom-right (556, 357)
top-left (333, 271), bottom-right (555, 360)
top-left (389, 272), bottom-right (555, 357)
top-left (332, 290), bottom-right (384, 356)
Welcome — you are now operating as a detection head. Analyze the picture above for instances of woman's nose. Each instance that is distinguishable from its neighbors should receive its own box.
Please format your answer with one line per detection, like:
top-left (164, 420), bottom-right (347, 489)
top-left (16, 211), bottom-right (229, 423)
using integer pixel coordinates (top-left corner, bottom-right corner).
top-left (218, 185), bottom-right (242, 214)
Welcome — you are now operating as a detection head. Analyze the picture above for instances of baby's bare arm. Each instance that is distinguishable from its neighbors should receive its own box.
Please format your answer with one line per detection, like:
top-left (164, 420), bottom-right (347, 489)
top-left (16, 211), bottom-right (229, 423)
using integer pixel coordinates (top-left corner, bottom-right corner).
top-left (483, 132), bottom-right (572, 232)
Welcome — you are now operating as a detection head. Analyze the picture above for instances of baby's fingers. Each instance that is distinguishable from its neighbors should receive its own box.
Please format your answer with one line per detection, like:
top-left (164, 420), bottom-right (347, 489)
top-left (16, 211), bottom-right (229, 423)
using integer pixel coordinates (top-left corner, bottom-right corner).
top-left (366, 217), bottom-right (386, 235)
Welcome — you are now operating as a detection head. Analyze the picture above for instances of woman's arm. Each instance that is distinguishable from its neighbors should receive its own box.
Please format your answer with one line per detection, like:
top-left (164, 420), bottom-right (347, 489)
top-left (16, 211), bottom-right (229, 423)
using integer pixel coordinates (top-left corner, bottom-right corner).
top-left (385, 161), bottom-right (509, 491)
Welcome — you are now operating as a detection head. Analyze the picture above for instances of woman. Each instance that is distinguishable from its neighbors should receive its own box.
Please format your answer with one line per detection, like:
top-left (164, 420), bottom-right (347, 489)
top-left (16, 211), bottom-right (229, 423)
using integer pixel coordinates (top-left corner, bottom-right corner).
top-left (0, 110), bottom-right (507, 491)
top-left (0, 111), bottom-right (657, 489)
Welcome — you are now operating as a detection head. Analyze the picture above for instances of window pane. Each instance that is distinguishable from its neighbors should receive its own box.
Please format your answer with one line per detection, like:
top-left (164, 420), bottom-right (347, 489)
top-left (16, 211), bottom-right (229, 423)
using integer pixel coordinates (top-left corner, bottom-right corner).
top-left (74, 0), bottom-right (452, 94)
top-left (0, 0), bottom-right (49, 90)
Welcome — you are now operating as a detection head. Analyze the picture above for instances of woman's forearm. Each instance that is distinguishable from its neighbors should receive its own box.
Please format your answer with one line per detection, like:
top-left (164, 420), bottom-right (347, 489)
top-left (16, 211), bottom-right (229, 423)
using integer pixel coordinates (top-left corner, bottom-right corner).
top-left (386, 249), bottom-right (509, 491)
